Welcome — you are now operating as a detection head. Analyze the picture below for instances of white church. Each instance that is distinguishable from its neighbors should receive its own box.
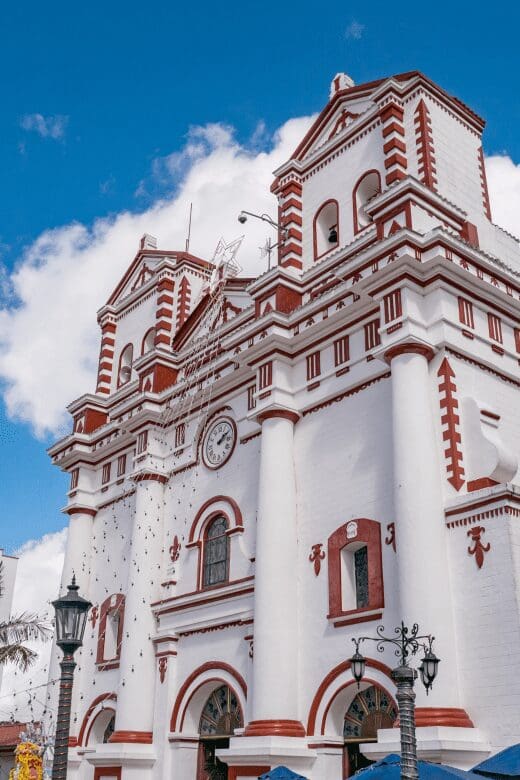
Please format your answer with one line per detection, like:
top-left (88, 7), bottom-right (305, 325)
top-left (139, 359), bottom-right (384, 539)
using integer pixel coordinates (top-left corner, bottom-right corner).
top-left (47, 70), bottom-right (520, 780)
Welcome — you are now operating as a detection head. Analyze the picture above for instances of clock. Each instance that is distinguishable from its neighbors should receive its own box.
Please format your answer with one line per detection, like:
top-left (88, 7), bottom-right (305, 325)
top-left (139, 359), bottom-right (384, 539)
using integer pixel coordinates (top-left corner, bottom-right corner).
top-left (202, 417), bottom-right (237, 469)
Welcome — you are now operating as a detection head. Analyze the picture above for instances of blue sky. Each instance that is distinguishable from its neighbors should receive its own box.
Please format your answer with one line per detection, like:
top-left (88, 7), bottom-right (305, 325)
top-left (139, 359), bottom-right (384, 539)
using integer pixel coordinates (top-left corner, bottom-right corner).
top-left (1, 0), bottom-right (520, 551)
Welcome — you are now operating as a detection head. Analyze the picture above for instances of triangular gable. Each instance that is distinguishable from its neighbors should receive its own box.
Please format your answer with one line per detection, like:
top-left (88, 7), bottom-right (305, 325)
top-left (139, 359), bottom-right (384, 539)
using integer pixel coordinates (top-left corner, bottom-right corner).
top-left (172, 283), bottom-right (252, 353)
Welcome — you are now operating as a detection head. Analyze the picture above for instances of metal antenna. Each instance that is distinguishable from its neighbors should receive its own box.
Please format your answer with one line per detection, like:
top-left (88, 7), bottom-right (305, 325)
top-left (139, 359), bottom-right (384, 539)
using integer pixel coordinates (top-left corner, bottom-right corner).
top-left (185, 202), bottom-right (193, 252)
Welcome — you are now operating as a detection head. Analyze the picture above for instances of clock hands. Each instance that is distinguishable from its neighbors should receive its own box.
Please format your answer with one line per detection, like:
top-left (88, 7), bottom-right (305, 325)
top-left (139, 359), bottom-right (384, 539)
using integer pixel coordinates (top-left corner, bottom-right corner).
top-left (217, 431), bottom-right (229, 446)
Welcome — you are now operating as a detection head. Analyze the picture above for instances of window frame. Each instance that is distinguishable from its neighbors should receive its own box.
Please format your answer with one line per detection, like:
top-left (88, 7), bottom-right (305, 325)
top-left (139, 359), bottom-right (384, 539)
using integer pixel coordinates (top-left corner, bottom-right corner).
top-left (458, 297), bottom-right (475, 329)
top-left (96, 594), bottom-right (125, 670)
top-left (313, 199), bottom-right (340, 261)
top-left (327, 518), bottom-right (384, 627)
top-left (201, 513), bottom-right (230, 590)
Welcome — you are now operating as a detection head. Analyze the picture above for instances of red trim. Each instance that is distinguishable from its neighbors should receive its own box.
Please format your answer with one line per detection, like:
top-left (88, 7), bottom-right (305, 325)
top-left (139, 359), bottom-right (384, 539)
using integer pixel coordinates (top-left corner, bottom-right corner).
top-left (313, 199), bottom-right (339, 261)
top-left (77, 693), bottom-right (117, 746)
top-left (133, 472), bottom-right (167, 484)
top-left (327, 518), bottom-right (384, 620)
top-left (467, 477), bottom-right (499, 492)
top-left (384, 343), bottom-right (435, 362)
top-left (94, 769), bottom-right (121, 780)
top-left (352, 170), bottom-right (381, 235)
top-left (228, 768), bottom-right (270, 780)
top-left (320, 677), bottom-right (396, 737)
top-left (244, 719), bottom-right (306, 737)
top-left (398, 707), bottom-right (473, 728)
top-left (437, 359), bottom-right (465, 491)
top-left (65, 506), bottom-right (97, 517)
top-left (96, 594), bottom-right (125, 668)
top-left (307, 658), bottom-right (393, 735)
top-left (170, 662), bottom-right (247, 731)
top-left (109, 730), bottom-right (153, 743)
top-left (153, 579), bottom-right (254, 613)
top-left (257, 409), bottom-right (300, 424)
top-left (188, 496), bottom-right (243, 543)
top-left (414, 99), bottom-right (437, 190)
top-left (116, 343), bottom-right (133, 388)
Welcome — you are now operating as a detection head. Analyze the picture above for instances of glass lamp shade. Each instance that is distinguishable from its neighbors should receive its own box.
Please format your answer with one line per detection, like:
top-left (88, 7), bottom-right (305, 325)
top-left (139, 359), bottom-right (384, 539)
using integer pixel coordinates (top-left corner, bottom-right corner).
top-left (350, 650), bottom-right (366, 685)
top-left (52, 576), bottom-right (92, 652)
top-left (419, 650), bottom-right (440, 692)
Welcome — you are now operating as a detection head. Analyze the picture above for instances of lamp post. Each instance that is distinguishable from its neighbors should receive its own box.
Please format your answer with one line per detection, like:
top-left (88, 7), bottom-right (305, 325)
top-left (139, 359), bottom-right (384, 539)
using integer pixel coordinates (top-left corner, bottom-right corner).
top-left (51, 576), bottom-right (91, 780)
top-left (237, 210), bottom-right (288, 270)
top-left (350, 622), bottom-right (440, 780)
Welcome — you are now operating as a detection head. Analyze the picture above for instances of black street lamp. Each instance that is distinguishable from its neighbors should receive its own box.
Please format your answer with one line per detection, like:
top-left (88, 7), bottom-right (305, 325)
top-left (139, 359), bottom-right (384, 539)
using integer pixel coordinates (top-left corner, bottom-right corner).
top-left (51, 576), bottom-right (92, 780)
top-left (237, 210), bottom-right (288, 270)
top-left (350, 622), bottom-right (440, 780)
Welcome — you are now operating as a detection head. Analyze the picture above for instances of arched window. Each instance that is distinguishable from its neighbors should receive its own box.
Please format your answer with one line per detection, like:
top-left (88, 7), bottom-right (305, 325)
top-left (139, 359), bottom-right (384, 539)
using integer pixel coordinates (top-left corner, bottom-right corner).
top-left (314, 199), bottom-right (339, 260)
top-left (96, 594), bottom-right (125, 670)
top-left (353, 170), bottom-right (381, 233)
top-left (197, 685), bottom-right (244, 779)
top-left (202, 515), bottom-right (229, 588)
top-left (343, 685), bottom-right (397, 776)
top-left (117, 343), bottom-right (134, 387)
top-left (327, 518), bottom-right (384, 626)
top-left (141, 327), bottom-right (156, 355)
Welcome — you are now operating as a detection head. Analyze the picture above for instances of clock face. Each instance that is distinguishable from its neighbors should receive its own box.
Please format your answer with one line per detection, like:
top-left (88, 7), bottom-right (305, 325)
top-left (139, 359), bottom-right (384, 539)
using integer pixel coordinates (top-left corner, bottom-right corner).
top-left (202, 417), bottom-right (236, 469)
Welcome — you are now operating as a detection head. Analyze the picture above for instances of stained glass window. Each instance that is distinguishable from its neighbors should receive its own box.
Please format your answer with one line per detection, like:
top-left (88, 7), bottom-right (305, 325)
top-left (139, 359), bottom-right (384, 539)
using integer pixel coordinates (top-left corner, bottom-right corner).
top-left (203, 516), bottom-right (229, 587)
top-left (354, 546), bottom-right (369, 609)
top-left (344, 685), bottom-right (397, 739)
top-left (199, 685), bottom-right (243, 737)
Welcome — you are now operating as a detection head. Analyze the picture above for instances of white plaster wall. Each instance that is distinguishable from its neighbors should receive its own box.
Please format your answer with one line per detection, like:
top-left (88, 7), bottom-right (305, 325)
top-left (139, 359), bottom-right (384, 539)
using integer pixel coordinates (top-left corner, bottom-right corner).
top-left (448, 514), bottom-right (520, 750)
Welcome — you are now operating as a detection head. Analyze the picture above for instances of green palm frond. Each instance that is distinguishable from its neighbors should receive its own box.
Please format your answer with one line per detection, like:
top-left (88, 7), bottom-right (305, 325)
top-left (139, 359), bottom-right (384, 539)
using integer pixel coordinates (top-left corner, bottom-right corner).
top-left (0, 643), bottom-right (38, 672)
top-left (0, 614), bottom-right (52, 647)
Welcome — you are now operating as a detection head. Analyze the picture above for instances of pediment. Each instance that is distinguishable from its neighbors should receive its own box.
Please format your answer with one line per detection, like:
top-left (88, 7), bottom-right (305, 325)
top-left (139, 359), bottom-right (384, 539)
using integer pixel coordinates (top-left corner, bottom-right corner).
top-left (174, 286), bottom-right (251, 353)
top-left (293, 94), bottom-right (377, 162)
top-left (107, 254), bottom-right (163, 305)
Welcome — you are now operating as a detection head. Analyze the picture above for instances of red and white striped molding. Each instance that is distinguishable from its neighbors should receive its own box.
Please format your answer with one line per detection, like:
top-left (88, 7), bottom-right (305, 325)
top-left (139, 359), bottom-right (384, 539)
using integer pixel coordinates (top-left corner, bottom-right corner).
top-left (96, 320), bottom-right (116, 394)
top-left (379, 99), bottom-right (408, 186)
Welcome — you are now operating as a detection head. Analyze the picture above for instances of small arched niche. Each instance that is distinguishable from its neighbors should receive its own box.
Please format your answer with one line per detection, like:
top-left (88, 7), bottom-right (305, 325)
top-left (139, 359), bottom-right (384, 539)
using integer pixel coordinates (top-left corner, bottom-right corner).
top-left (87, 708), bottom-right (116, 746)
top-left (117, 343), bottom-right (134, 386)
top-left (141, 327), bottom-right (156, 355)
top-left (197, 684), bottom-right (244, 780)
top-left (353, 171), bottom-right (381, 233)
top-left (314, 199), bottom-right (339, 260)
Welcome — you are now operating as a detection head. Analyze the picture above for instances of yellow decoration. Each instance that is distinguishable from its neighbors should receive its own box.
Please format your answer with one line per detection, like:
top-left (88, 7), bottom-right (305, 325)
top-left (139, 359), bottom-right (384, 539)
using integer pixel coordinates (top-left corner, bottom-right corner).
top-left (8, 741), bottom-right (43, 780)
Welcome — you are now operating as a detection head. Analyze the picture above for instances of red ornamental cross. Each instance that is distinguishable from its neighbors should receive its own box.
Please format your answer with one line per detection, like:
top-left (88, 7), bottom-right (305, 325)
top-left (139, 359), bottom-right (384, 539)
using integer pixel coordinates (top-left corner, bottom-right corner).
top-left (467, 526), bottom-right (491, 569)
top-left (169, 535), bottom-right (181, 563)
top-left (309, 543), bottom-right (326, 576)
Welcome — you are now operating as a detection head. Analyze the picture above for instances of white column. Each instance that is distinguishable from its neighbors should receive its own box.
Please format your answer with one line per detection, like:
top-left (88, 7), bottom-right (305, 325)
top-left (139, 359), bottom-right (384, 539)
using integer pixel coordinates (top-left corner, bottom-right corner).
top-left (389, 344), bottom-right (463, 714)
top-left (60, 507), bottom-right (96, 592)
top-left (48, 505), bottom-right (96, 776)
top-left (246, 410), bottom-right (304, 737)
top-left (112, 474), bottom-right (165, 740)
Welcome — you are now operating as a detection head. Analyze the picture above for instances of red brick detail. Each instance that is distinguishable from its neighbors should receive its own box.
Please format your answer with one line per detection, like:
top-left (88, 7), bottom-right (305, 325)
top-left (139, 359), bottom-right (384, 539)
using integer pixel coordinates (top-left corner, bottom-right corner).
top-left (257, 409), bottom-right (300, 425)
top-left (383, 290), bottom-right (402, 323)
top-left (74, 408), bottom-right (108, 434)
top-left (382, 121), bottom-right (405, 138)
top-left (188, 496), bottom-right (243, 544)
top-left (109, 731), bottom-right (153, 744)
top-left (383, 138), bottom-right (406, 154)
top-left (386, 169), bottom-right (406, 184)
top-left (244, 719), bottom-right (306, 737)
top-left (384, 153), bottom-right (408, 170)
top-left (414, 100), bottom-right (437, 190)
top-left (437, 358), bottom-right (465, 491)
top-left (478, 146), bottom-right (492, 221)
top-left (176, 276), bottom-right (191, 331)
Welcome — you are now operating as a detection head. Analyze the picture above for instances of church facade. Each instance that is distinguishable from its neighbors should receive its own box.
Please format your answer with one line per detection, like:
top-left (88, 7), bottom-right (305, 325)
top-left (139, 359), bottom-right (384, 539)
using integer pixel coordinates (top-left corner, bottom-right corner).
top-left (47, 71), bottom-right (520, 780)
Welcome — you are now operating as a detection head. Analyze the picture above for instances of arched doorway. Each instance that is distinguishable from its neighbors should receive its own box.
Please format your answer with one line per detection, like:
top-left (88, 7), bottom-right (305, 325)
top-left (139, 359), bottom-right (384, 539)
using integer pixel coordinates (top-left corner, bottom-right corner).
top-left (197, 684), bottom-right (244, 780)
top-left (343, 685), bottom-right (397, 777)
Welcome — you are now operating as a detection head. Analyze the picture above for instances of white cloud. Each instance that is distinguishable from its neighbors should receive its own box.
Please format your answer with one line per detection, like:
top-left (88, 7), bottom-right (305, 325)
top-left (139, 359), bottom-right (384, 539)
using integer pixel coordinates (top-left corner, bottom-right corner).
top-left (0, 115), bottom-right (314, 437)
top-left (20, 113), bottom-right (68, 140)
top-left (485, 154), bottom-right (520, 239)
top-left (0, 530), bottom-right (66, 723)
top-left (345, 20), bottom-right (365, 40)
